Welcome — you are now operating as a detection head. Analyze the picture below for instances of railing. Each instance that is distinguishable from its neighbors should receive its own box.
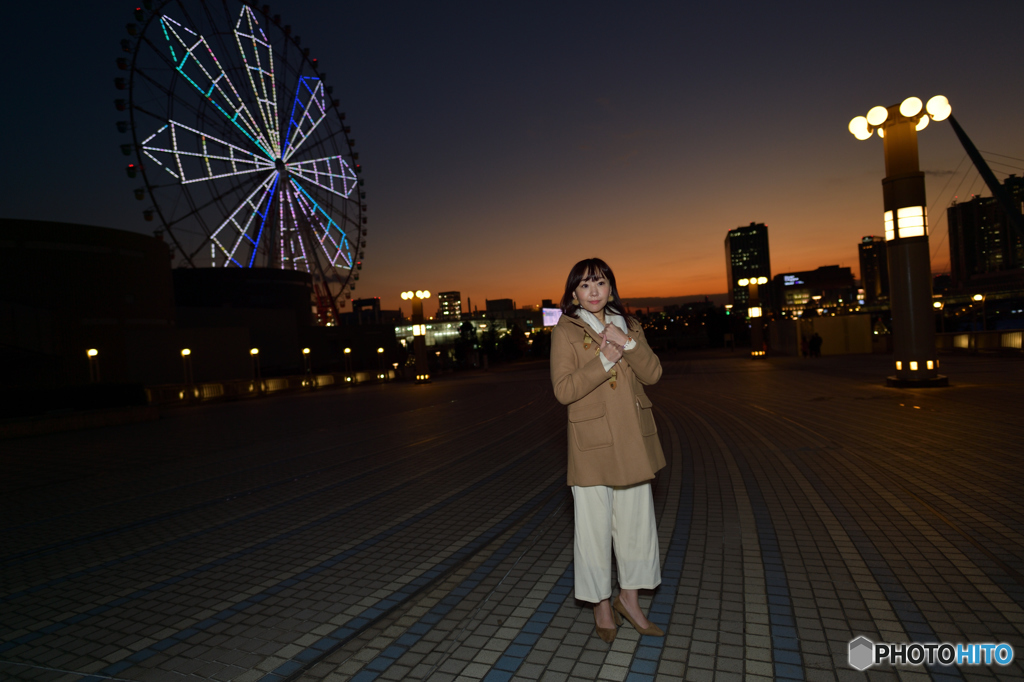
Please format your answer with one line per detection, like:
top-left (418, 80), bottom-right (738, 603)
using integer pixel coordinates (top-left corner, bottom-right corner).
top-left (145, 369), bottom-right (395, 407)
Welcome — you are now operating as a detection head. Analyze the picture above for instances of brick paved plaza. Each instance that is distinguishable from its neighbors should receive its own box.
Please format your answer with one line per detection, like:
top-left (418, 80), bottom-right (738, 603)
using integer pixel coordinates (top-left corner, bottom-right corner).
top-left (2, 352), bottom-right (1023, 682)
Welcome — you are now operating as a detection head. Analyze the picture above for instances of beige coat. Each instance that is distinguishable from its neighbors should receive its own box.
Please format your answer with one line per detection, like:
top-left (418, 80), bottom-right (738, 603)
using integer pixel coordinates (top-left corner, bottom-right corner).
top-left (550, 313), bottom-right (666, 487)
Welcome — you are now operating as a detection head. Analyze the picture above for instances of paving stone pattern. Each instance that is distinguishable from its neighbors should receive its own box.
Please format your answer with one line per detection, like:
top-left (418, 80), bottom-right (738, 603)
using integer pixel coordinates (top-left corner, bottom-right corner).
top-left (1, 353), bottom-right (1023, 682)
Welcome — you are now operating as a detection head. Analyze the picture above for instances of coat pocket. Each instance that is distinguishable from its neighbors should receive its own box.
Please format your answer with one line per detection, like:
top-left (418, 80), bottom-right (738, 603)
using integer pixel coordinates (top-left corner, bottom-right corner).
top-left (636, 393), bottom-right (657, 437)
top-left (568, 402), bottom-right (613, 451)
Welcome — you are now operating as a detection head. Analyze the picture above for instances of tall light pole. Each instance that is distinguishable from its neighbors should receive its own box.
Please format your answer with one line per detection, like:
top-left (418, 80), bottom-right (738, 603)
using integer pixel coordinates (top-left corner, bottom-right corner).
top-left (849, 96), bottom-right (950, 387)
top-left (738, 277), bottom-right (767, 357)
top-left (401, 290), bottom-right (432, 382)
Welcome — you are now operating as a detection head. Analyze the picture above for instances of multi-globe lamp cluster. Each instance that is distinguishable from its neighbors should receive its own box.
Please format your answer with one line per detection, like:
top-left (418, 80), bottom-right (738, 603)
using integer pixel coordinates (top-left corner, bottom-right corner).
top-left (848, 95), bottom-right (951, 142)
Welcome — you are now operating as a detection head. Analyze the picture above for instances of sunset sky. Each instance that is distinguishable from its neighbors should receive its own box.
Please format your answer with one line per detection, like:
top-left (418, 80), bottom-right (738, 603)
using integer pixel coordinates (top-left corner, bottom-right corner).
top-left (6, 1), bottom-right (1024, 316)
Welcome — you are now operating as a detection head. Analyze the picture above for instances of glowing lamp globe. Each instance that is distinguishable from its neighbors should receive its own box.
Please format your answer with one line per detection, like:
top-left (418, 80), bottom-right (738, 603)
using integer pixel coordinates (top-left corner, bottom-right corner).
top-left (866, 106), bottom-right (888, 127)
top-left (926, 95), bottom-right (951, 122)
top-left (899, 96), bottom-right (923, 118)
top-left (849, 116), bottom-right (871, 141)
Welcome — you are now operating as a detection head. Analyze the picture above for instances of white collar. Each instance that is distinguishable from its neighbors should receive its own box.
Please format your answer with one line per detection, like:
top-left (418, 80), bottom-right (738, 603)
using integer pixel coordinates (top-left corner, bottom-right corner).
top-left (577, 308), bottom-right (627, 337)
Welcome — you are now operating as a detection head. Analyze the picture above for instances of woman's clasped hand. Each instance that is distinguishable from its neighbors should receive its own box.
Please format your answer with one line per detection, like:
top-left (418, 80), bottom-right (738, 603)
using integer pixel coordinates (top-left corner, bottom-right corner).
top-left (598, 329), bottom-right (624, 363)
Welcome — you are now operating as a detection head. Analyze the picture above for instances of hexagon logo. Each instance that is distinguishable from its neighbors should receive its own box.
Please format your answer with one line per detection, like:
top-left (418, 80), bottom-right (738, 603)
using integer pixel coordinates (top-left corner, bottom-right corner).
top-left (849, 636), bottom-right (875, 671)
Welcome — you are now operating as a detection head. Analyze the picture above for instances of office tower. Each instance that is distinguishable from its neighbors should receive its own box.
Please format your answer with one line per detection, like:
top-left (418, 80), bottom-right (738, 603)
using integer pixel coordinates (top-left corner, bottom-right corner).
top-left (773, 265), bottom-right (855, 314)
top-left (437, 291), bottom-right (462, 320)
top-left (725, 222), bottom-right (772, 310)
top-left (947, 175), bottom-right (1024, 289)
top-left (858, 236), bottom-right (889, 303)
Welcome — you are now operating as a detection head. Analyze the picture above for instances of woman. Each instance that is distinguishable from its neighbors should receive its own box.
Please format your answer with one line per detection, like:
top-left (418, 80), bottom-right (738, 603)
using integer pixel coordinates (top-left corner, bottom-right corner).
top-left (550, 257), bottom-right (666, 643)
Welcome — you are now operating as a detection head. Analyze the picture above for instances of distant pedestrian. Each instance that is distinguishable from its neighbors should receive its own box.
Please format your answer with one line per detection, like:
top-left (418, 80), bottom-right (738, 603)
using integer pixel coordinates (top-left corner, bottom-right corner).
top-left (810, 332), bottom-right (823, 358)
top-left (550, 258), bottom-right (665, 644)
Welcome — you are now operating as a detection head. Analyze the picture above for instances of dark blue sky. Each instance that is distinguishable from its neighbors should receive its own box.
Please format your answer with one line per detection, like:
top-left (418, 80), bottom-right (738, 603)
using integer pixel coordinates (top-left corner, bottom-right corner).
top-left (5, 1), bottom-right (1024, 312)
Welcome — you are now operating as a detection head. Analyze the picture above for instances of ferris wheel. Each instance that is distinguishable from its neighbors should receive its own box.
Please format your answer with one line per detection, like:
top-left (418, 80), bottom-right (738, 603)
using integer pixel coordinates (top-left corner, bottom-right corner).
top-left (115, 0), bottom-right (366, 323)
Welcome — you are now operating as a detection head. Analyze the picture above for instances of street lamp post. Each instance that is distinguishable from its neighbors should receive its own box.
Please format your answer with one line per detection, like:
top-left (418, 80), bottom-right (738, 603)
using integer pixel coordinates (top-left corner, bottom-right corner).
top-left (849, 96), bottom-right (950, 386)
top-left (972, 294), bottom-right (986, 332)
top-left (402, 290), bottom-right (432, 382)
top-left (739, 277), bottom-right (768, 357)
top-left (250, 347), bottom-right (261, 390)
top-left (302, 347), bottom-right (311, 385)
top-left (933, 300), bottom-right (944, 334)
top-left (181, 348), bottom-right (193, 386)
top-left (87, 348), bottom-right (100, 383)
top-left (376, 347), bottom-right (385, 380)
top-left (343, 347), bottom-right (353, 384)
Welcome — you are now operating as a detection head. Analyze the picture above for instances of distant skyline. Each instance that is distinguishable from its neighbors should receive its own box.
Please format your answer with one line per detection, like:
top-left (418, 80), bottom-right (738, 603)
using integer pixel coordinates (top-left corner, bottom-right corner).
top-left (5, 1), bottom-right (1024, 317)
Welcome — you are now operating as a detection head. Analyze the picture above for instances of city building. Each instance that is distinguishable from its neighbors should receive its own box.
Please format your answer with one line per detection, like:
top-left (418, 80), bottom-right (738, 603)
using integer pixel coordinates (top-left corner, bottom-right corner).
top-left (947, 175), bottom-right (1024, 291)
top-left (485, 298), bottom-right (515, 313)
top-left (436, 291), bottom-right (462, 321)
top-left (773, 265), bottom-right (856, 316)
top-left (341, 297), bottom-right (403, 325)
top-left (858, 235), bottom-right (889, 304)
top-left (725, 222), bottom-right (772, 311)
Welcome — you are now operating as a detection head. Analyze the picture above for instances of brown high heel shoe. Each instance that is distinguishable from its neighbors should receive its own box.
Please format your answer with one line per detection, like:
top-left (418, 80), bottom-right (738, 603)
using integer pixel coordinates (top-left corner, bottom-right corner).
top-left (594, 606), bottom-right (619, 643)
top-left (612, 596), bottom-right (664, 636)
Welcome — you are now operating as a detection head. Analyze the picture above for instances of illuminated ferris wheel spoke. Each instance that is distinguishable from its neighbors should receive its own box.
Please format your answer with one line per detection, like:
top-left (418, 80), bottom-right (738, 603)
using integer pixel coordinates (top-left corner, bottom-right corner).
top-left (158, 14), bottom-right (273, 158)
top-left (134, 30), bottom-right (266, 143)
top-left (278, 186), bottom-right (287, 267)
top-left (286, 154), bottom-right (357, 199)
top-left (279, 185), bottom-right (310, 272)
top-left (248, 173), bottom-right (283, 267)
top-left (142, 120), bottom-right (275, 183)
top-left (281, 76), bottom-right (326, 161)
top-left (290, 178), bottom-right (354, 268)
top-left (284, 186), bottom-right (311, 270)
top-left (234, 5), bottom-right (280, 156)
top-left (211, 171), bottom-right (279, 265)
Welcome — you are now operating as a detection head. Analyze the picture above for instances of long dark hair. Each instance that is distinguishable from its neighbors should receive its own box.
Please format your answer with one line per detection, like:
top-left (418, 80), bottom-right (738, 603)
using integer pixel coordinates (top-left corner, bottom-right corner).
top-left (559, 258), bottom-right (637, 327)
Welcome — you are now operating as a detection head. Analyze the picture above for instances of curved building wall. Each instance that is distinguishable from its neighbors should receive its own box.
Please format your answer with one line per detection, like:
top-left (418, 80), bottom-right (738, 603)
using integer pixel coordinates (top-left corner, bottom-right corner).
top-left (0, 219), bottom-right (174, 386)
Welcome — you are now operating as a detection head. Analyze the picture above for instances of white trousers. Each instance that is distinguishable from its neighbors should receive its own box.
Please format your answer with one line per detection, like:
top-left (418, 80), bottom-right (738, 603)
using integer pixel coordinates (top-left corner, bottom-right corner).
top-left (571, 482), bottom-right (661, 603)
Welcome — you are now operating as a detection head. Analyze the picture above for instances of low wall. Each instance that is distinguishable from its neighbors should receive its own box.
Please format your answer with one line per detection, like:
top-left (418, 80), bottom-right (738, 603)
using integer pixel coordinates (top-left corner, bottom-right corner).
top-left (937, 330), bottom-right (1024, 353)
top-left (145, 369), bottom-right (396, 407)
top-left (770, 315), bottom-right (873, 356)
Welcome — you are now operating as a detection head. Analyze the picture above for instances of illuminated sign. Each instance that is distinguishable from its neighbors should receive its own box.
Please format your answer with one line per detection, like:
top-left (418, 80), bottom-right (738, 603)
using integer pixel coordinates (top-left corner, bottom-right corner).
top-left (542, 308), bottom-right (562, 326)
top-left (783, 275), bottom-right (804, 286)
